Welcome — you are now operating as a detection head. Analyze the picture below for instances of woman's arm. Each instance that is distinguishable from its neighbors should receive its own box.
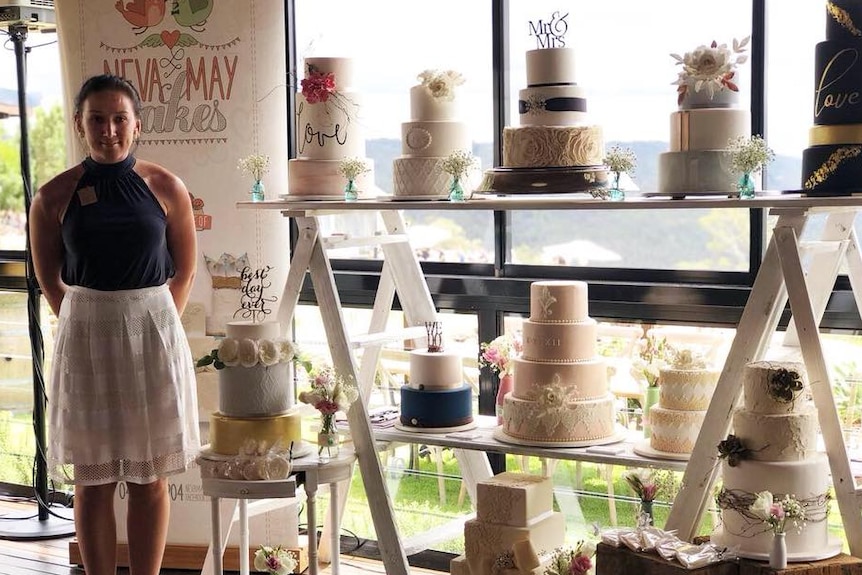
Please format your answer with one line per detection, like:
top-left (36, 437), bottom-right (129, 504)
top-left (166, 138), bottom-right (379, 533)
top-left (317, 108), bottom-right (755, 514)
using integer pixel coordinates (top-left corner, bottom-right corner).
top-left (29, 175), bottom-right (74, 317)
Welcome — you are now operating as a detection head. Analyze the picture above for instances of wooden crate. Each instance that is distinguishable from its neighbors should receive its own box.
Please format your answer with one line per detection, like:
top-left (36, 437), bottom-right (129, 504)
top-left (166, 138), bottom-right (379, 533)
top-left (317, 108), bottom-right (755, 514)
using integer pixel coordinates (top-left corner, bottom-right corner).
top-left (596, 542), bottom-right (738, 575)
top-left (738, 554), bottom-right (862, 575)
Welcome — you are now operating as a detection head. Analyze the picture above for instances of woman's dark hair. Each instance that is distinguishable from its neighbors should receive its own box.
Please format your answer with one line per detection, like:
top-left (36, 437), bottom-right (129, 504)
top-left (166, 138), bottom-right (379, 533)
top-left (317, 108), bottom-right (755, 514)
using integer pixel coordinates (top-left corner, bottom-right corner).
top-left (74, 74), bottom-right (143, 118)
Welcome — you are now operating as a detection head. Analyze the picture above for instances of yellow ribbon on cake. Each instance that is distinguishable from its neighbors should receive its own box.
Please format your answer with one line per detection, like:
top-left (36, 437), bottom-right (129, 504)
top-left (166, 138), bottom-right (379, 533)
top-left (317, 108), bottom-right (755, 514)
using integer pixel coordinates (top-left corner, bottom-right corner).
top-left (809, 124), bottom-right (862, 146)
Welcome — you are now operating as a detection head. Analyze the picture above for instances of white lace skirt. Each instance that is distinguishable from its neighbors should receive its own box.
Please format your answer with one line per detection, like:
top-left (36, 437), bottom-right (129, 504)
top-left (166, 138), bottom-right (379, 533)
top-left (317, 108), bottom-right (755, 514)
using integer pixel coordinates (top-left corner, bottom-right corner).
top-left (47, 285), bottom-right (200, 486)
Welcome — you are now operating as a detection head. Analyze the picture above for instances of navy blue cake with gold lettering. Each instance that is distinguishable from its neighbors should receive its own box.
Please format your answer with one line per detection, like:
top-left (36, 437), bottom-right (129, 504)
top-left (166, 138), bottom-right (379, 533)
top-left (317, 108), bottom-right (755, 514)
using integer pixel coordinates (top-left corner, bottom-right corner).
top-left (802, 0), bottom-right (862, 194)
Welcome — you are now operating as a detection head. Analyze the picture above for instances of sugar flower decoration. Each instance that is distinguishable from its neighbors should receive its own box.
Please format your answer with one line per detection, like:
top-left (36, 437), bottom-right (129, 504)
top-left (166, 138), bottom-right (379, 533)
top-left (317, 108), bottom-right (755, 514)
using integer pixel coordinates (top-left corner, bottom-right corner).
top-left (196, 337), bottom-right (295, 370)
top-left (339, 156), bottom-right (370, 181)
top-left (300, 64), bottom-right (337, 104)
top-left (726, 134), bottom-right (775, 175)
top-left (672, 36), bottom-right (750, 105)
top-left (441, 149), bottom-right (478, 179)
top-left (237, 154), bottom-right (270, 182)
top-left (417, 69), bottom-right (465, 101)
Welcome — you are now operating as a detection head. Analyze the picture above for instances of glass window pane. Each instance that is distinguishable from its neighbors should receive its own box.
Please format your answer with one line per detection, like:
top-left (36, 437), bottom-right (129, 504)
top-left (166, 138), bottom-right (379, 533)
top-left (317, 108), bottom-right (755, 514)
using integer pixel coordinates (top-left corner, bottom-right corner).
top-left (293, 0), bottom-right (495, 262)
top-left (507, 1), bottom-right (751, 270)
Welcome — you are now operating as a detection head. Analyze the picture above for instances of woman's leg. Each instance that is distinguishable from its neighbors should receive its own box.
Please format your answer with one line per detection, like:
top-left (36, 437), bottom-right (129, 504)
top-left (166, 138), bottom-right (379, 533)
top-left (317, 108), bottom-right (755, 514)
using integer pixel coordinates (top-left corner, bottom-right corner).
top-left (126, 478), bottom-right (170, 575)
top-left (74, 482), bottom-right (118, 575)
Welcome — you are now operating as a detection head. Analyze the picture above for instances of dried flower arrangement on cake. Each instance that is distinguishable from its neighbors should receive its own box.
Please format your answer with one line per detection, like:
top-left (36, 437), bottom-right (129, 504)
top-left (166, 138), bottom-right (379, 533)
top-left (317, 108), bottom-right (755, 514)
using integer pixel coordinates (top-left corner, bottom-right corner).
top-left (237, 153), bottom-right (271, 182)
top-left (749, 491), bottom-right (806, 535)
top-left (418, 69), bottom-right (465, 101)
top-left (339, 156), bottom-right (370, 182)
top-left (254, 545), bottom-right (298, 575)
top-left (441, 149), bottom-right (479, 179)
top-left (544, 540), bottom-right (596, 575)
top-left (717, 434), bottom-right (752, 467)
top-left (478, 333), bottom-right (523, 377)
top-left (726, 134), bottom-right (775, 175)
top-left (196, 336), bottom-right (295, 370)
top-left (672, 36), bottom-right (750, 104)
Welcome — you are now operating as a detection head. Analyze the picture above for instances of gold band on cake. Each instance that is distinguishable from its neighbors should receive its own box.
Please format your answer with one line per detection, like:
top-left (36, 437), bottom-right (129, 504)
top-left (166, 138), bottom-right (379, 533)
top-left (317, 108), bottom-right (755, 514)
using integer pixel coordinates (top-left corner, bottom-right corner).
top-left (809, 123), bottom-right (862, 145)
top-left (210, 412), bottom-right (301, 455)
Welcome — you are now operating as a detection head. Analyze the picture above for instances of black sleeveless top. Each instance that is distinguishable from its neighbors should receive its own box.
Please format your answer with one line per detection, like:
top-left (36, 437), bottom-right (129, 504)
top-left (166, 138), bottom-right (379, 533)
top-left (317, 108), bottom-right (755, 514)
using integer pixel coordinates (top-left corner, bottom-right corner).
top-left (61, 155), bottom-right (176, 290)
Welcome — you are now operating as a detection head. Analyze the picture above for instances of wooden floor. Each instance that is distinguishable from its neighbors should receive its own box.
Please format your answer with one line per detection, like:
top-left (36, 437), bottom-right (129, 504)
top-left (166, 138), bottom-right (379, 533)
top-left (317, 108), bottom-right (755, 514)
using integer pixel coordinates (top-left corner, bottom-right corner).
top-left (0, 499), bottom-right (445, 575)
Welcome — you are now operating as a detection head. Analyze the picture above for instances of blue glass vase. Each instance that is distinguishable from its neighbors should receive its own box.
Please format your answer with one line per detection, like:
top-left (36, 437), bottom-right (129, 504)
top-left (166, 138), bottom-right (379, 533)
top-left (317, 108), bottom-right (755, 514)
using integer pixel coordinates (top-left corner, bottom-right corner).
top-left (737, 172), bottom-right (755, 199)
top-left (344, 179), bottom-right (359, 202)
top-left (250, 179), bottom-right (265, 202)
top-left (609, 172), bottom-right (625, 201)
top-left (448, 176), bottom-right (466, 202)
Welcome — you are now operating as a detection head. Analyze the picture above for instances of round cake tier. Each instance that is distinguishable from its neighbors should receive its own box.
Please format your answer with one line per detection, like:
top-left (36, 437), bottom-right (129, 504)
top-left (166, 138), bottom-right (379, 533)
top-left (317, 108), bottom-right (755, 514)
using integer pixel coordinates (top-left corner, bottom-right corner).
top-left (226, 320), bottom-right (280, 340)
top-left (529, 281), bottom-right (589, 323)
top-left (303, 57), bottom-right (355, 89)
top-left (400, 385), bottom-right (473, 428)
top-left (512, 357), bottom-right (608, 400)
top-left (801, 143), bottom-right (862, 195)
top-left (669, 109), bottom-right (750, 152)
top-left (501, 392), bottom-right (615, 443)
top-left (678, 83), bottom-right (739, 110)
top-left (518, 85), bottom-right (588, 127)
top-left (401, 121), bottom-right (470, 157)
top-left (521, 318), bottom-right (597, 362)
top-left (287, 157), bottom-right (376, 197)
top-left (392, 158), bottom-right (482, 198)
top-left (502, 126), bottom-right (603, 168)
top-left (813, 40), bottom-right (862, 126)
top-left (410, 85), bottom-right (459, 121)
top-left (826, 0), bottom-right (862, 42)
top-left (658, 368), bottom-right (719, 411)
top-left (218, 362), bottom-right (292, 417)
top-left (649, 406), bottom-right (705, 454)
top-left (209, 411), bottom-right (301, 455)
top-left (716, 455), bottom-right (831, 558)
top-left (526, 48), bottom-right (577, 87)
top-left (408, 349), bottom-right (463, 389)
top-left (657, 150), bottom-right (737, 196)
top-left (743, 361), bottom-right (808, 414)
top-left (295, 91), bottom-right (364, 160)
top-left (733, 405), bottom-right (817, 461)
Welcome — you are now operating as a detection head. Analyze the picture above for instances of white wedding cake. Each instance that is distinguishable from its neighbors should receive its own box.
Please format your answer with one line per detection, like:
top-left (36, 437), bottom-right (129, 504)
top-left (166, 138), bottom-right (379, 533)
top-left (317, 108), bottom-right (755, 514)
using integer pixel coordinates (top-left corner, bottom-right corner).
top-left (287, 57), bottom-right (376, 197)
top-left (498, 281), bottom-right (616, 445)
top-left (392, 70), bottom-right (480, 199)
top-left (451, 472), bottom-right (563, 575)
top-left (649, 351), bottom-right (720, 454)
top-left (207, 321), bottom-right (302, 455)
top-left (712, 361), bottom-right (838, 561)
top-left (658, 38), bottom-right (751, 196)
top-left (502, 48), bottom-right (604, 171)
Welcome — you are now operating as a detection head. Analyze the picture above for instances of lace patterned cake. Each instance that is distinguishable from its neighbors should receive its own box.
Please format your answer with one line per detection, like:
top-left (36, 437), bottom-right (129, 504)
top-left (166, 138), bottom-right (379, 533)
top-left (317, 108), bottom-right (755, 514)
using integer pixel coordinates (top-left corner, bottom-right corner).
top-left (207, 321), bottom-right (302, 455)
top-left (649, 351), bottom-right (720, 454)
top-left (287, 57), bottom-right (376, 197)
top-left (392, 70), bottom-right (481, 198)
top-left (801, 1), bottom-right (862, 193)
top-left (399, 323), bottom-right (473, 430)
top-left (712, 361), bottom-right (837, 560)
top-left (498, 281), bottom-right (616, 445)
top-left (502, 48), bottom-right (604, 168)
top-left (450, 472), bottom-right (563, 575)
top-left (658, 38), bottom-right (751, 195)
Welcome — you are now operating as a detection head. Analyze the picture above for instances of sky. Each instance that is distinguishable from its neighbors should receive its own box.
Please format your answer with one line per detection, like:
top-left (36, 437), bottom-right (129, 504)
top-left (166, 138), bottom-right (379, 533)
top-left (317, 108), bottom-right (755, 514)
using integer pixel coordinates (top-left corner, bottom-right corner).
top-left (1, 1), bottom-right (825, 157)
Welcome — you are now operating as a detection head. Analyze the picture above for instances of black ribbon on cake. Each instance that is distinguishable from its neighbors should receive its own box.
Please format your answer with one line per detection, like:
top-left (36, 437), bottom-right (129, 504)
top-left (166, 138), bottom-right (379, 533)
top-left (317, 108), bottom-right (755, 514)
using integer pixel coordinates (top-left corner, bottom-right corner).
top-left (519, 96), bottom-right (587, 114)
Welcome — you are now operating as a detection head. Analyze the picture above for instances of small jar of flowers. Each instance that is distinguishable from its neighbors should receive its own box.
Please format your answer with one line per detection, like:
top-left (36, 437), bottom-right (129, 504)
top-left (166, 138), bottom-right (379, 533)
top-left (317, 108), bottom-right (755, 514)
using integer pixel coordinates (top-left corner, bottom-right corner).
top-left (298, 367), bottom-right (358, 460)
top-left (441, 149), bottom-right (478, 202)
top-left (338, 156), bottom-right (370, 202)
top-left (603, 145), bottom-right (637, 201)
top-left (726, 134), bottom-right (775, 199)
top-left (478, 333), bottom-right (523, 423)
top-left (238, 153), bottom-right (271, 202)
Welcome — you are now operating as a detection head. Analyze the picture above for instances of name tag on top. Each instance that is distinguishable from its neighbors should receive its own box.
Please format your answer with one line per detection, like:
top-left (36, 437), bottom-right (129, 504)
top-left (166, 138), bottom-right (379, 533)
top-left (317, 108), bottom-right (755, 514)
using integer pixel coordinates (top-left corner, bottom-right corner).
top-left (77, 186), bottom-right (97, 206)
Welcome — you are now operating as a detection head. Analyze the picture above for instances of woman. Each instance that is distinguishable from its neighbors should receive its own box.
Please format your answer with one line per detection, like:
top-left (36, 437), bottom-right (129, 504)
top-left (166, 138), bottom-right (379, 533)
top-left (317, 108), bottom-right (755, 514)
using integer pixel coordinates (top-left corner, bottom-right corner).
top-left (29, 74), bottom-right (199, 575)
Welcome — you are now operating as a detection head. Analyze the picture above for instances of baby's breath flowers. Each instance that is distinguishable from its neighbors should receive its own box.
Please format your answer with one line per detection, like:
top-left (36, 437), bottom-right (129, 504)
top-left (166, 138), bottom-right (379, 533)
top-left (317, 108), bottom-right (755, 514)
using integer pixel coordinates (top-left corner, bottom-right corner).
top-left (338, 156), bottom-right (370, 182)
top-left (603, 145), bottom-right (637, 178)
top-left (726, 134), bottom-right (775, 175)
top-left (417, 69), bottom-right (465, 101)
top-left (238, 153), bottom-right (271, 181)
top-left (441, 149), bottom-right (478, 179)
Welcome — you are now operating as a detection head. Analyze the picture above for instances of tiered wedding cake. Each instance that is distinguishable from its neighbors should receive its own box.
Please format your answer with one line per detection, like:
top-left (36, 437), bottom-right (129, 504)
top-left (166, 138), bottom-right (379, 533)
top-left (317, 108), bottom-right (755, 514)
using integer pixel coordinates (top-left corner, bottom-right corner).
top-left (399, 323), bottom-right (473, 431)
top-left (207, 321), bottom-right (302, 455)
top-left (497, 281), bottom-right (617, 445)
top-left (451, 472), bottom-right (564, 575)
top-left (658, 38), bottom-right (750, 196)
top-left (801, 0), bottom-right (862, 193)
top-left (392, 70), bottom-right (479, 199)
top-left (648, 351), bottom-right (720, 455)
top-left (501, 48), bottom-right (605, 183)
top-left (287, 57), bottom-right (375, 197)
top-left (712, 361), bottom-right (838, 560)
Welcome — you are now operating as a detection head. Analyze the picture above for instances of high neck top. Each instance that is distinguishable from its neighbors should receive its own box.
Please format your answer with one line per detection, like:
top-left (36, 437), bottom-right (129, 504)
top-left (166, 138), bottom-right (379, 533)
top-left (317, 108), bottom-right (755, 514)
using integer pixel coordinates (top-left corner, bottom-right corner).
top-left (61, 155), bottom-right (176, 291)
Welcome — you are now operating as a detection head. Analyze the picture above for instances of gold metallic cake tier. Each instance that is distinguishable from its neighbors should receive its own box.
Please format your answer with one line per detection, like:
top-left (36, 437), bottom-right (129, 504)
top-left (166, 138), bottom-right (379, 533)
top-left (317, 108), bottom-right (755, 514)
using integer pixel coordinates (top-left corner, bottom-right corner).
top-left (209, 411), bottom-right (302, 455)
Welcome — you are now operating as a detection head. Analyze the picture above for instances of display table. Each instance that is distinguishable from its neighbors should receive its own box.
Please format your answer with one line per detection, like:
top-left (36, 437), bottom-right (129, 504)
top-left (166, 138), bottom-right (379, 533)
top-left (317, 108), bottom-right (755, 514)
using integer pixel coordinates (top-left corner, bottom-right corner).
top-left (200, 447), bottom-right (355, 575)
top-left (241, 193), bottom-right (862, 571)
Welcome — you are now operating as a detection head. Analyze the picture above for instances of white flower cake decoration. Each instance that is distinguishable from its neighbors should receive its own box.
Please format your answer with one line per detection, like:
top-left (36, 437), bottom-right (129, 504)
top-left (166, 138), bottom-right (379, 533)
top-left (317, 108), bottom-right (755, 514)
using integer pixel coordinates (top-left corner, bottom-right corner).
top-left (671, 36), bottom-right (750, 105)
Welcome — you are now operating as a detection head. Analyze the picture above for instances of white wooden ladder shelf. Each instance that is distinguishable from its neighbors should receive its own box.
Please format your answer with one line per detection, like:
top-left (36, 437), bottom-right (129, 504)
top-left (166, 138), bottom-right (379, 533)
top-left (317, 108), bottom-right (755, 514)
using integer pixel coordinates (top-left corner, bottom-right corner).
top-left (274, 208), bottom-right (491, 575)
top-left (666, 205), bottom-right (862, 557)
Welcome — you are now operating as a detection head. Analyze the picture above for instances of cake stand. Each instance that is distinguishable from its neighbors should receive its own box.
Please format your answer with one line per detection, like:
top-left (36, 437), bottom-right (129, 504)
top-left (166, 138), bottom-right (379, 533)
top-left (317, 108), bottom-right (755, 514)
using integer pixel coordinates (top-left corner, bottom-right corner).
top-left (474, 166), bottom-right (610, 196)
top-left (710, 529), bottom-right (844, 562)
top-left (492, 425), bottom-right (627, 449)
top-left (632, 439), bottom-right (692, 461)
